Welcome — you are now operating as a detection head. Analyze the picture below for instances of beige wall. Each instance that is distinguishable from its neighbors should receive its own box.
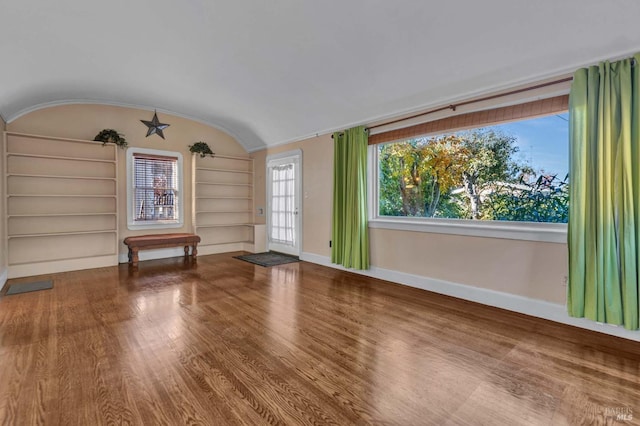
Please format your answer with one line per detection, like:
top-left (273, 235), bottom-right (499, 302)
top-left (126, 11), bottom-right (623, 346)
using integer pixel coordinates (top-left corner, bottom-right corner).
top-left (370, 229), bottom-right (567, 303)
top-left (252, 134), bottom-right (334, 257)
top-left (252, 133), bottom-right (569, 304)
top-left (0, 115), bottom-right (6, 278)
top-left (8, 104), bottom-right (248, 258)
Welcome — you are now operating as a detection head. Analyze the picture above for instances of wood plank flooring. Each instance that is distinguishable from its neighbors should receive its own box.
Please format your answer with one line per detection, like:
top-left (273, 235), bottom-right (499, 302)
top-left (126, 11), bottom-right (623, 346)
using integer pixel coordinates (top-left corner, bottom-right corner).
top-left (0, 253), bottom-right (639, 425)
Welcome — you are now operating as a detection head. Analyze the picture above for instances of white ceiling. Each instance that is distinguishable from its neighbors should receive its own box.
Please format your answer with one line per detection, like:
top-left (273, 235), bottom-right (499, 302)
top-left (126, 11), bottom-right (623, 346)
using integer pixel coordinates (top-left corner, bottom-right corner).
top-left (1, 1), bottom-right (639, 152)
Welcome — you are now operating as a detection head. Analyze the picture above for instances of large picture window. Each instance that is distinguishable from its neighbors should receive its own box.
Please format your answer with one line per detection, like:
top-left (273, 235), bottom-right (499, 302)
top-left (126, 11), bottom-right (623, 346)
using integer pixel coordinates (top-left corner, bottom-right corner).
top-left (369, 95), bottom-right (570, 243)
top-left (376, 114), bottom-right (569, 223)
top-left (126, 148), bottom-right (184, 230)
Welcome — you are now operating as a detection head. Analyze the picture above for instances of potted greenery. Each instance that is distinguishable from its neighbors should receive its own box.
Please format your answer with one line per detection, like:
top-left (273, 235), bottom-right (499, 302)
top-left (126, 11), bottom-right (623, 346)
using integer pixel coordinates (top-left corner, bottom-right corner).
top-left (189, 141), bottom-right (215, 158)
top-left (94, 129), bottom-right (127, 148)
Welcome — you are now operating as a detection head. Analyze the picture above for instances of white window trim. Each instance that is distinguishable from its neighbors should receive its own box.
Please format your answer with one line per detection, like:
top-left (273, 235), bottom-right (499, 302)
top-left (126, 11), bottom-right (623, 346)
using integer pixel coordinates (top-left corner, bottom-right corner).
top-left (126, 147), bottom-right (184, 230)
top-left (367, 145), bottom-right (568, 244)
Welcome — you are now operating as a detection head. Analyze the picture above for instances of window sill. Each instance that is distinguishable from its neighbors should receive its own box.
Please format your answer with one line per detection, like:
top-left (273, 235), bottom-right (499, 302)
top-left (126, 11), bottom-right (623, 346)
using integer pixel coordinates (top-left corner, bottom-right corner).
top-left (369, 217), bottom-right (567, 244)
top-left (127, 221), bottom-right (183, 231)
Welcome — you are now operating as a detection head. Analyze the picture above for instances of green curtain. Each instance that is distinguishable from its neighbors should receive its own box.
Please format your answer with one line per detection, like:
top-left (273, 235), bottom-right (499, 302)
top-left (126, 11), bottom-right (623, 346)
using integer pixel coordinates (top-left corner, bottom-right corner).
top-left (568, 53), bottom-right (640, 330)
top-left (332, 126), bottom-right (369, 269)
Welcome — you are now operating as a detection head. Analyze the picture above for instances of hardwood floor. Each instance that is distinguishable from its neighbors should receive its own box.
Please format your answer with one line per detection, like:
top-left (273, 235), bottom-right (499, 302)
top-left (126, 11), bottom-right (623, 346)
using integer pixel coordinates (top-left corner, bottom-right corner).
top-left (0, 253), bottom-right (639, 425)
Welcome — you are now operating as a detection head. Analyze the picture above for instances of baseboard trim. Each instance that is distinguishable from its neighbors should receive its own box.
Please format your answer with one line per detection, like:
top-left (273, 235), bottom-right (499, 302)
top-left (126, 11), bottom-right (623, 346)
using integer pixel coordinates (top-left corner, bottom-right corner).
top-left (0, 268), bottom-right (8, 292)
top-left (300, 252), bottom-right (640, 342)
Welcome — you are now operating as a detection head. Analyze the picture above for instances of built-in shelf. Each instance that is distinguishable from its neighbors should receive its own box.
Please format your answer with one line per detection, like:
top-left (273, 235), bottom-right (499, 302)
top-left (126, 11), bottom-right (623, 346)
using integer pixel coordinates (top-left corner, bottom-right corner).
top-left (4, 132), bottom-right (119, 277)
top-left (196, 167), bottom-right (253, 174)
top-left (213, 154), bottom-right (252, 161)
top-left (195, 182), bottom-right (252, 186)
top-left (9, 252), bottom-right (119, 266)
top-left (6, 152), bottom-right (116, 163)
top-left (196, 210), bottom-right (252, 214)
top-left (196, 223), bottom-right (254, 229)
top-left (8, 213), bottom-right (117, 218)
top-left (8, 230), bottom-right (118, 239)
top-left (196, 196), bottom-right (252, 200)
top-left (193, 154), bottom-right (255, 248)
top-left (8, 173), bottom-right (116, 181)
top-left (8, 194), bottom-right (117, 198)
top-left (203, 240), bottom-right (253, 246)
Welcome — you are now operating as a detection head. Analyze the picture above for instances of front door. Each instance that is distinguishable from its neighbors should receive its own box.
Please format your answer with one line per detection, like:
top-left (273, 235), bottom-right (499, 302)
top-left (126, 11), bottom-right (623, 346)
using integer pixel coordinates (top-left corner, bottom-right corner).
top-left (266, 151), bottom-right (301, 256)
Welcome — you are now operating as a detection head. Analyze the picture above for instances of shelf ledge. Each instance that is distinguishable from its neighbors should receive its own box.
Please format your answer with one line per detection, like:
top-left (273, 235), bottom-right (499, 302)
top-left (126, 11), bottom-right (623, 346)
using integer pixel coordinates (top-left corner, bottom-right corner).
top-left (196, 210), bottom-right (252, 214)
top-left (196, 196), bottom-right (251, 200)
top-left (7, 194), bottom-right (117, 198)
top-left (8, 230), bottom-right (118, 239)
top-left (8, 173), bottom-right (116, 181)
top-left (195, 182), bottom-right (252, 186)
top-left (8, 252), bottom-right (118, 266)
top-left (6, 152), bottom-right (116, 163)
top-left (202, 154), bottom-right (252, 161)
top-left (198, 241), bottom-right (253, 246)
top-left (196, 223), bottom-right (254, 228)
top-left (8, 213), bottom-right (117, 218)
top-left (196, 167), bottom-right (253, 174)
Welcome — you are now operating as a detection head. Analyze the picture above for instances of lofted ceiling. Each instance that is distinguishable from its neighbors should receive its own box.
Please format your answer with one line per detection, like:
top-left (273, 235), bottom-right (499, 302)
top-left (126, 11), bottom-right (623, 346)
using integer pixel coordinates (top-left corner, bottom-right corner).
top-left (1, 1), bottom-right (639, 152)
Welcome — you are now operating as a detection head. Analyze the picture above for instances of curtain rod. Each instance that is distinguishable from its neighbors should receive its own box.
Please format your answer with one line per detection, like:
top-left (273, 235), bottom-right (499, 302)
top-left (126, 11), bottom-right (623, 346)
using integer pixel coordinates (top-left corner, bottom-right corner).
top-left (330, 76), bottom-right (573, 139)
top-left (366, 76), bottom-right (574, 132)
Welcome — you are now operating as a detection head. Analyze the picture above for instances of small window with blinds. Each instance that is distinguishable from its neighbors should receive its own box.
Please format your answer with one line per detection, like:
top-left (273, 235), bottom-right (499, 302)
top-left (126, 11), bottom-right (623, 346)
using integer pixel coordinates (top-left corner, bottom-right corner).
top-left (126, 148), bottom-right (184, 230)
top-left (133, 154), bottom-right (179, 222)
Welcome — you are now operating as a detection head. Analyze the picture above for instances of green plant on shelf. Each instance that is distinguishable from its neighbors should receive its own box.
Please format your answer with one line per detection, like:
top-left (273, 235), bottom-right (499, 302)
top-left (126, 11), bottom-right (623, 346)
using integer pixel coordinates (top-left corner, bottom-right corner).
top-left (94, 129), bottom-right (128, 148)
top-left (189, 141), bottom-right (215, 158)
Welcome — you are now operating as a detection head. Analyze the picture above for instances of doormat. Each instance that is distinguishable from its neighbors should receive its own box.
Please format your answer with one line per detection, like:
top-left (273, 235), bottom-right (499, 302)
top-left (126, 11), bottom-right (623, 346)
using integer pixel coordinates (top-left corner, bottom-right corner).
top-left (234, 252), bottom-right (300, 267)
top-left (6, 280), bottom-right (53, 295)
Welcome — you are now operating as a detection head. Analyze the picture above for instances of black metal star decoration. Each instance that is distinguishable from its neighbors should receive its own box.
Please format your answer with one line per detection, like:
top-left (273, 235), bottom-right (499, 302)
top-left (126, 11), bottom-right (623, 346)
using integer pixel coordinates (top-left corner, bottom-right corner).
top-left (141, 110), bottom-right (170, 139)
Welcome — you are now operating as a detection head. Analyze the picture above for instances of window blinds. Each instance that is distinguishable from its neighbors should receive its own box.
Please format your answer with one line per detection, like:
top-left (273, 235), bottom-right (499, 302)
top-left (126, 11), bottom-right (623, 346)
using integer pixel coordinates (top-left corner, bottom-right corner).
top-left (133, 154), bottom-right (179, 221)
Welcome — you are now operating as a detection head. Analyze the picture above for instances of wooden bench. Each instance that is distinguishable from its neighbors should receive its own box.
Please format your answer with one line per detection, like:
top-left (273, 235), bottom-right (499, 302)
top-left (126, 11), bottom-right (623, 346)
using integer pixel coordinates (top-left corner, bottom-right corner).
top-left (123, 233), bottom-right (201, 267)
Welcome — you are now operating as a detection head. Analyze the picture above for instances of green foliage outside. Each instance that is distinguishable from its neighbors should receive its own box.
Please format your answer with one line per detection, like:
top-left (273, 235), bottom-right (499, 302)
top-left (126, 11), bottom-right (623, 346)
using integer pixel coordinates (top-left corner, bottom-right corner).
top-left (378, 128), bottom-right (569, 223)
top-left (482, 174), bottom-right (569, 223)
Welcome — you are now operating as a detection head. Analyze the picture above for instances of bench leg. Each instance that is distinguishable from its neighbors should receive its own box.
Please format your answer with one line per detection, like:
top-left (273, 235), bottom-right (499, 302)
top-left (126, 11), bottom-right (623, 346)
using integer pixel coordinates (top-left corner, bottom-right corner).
top-left (131, 248), bottom-right (139, 268)
top-left (184, 245), bottom-right (190, 257)
top-left (192, 244), bottom-right (198, 259)
top-left (128, 248), bottom-right (132, 263)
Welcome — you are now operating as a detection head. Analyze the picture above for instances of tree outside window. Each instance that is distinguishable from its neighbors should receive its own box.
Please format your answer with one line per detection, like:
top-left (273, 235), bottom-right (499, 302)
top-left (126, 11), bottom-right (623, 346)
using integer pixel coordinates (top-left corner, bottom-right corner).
top-left (377, 114), bottom-right (569, 223)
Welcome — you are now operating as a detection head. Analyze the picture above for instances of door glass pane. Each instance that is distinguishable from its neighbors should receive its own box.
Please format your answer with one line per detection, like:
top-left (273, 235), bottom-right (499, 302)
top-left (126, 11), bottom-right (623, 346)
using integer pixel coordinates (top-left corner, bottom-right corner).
top-left (269, 163), bottom-right (295, 245)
